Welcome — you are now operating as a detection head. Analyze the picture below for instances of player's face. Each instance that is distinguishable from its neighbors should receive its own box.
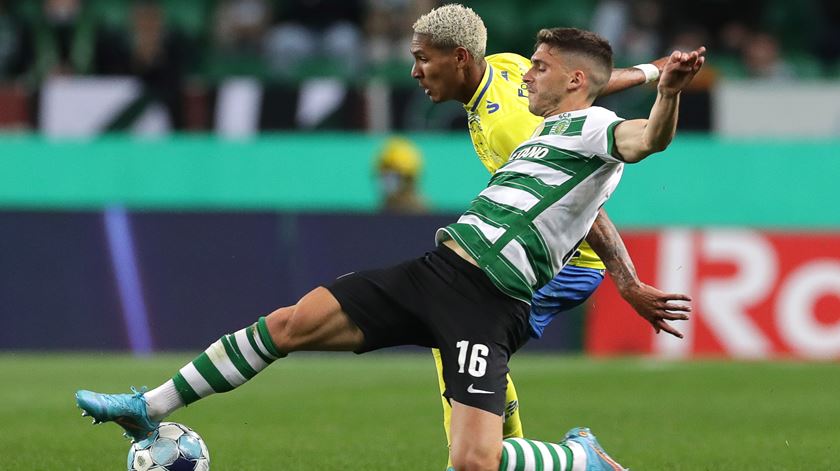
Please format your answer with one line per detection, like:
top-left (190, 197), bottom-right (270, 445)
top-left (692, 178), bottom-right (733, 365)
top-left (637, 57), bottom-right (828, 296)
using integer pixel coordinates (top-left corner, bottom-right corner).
top-left (523, 43), bottom-right (570, 117)
top-left (410, 33), bottom-right (463, 103)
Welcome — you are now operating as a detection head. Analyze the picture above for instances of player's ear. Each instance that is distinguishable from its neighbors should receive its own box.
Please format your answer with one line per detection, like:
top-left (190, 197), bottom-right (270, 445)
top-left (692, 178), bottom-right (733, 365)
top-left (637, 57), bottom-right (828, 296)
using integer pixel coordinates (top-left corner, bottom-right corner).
top-left (568, 70), bottom-right (585, 91)
top-left (454, 46), bottom-right (471, 68)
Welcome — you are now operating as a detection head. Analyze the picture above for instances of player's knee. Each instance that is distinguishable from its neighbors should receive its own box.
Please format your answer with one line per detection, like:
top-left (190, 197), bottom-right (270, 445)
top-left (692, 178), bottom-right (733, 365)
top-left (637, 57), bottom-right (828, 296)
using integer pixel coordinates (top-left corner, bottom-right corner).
top-left (450, 445), bottom-right (501, 471)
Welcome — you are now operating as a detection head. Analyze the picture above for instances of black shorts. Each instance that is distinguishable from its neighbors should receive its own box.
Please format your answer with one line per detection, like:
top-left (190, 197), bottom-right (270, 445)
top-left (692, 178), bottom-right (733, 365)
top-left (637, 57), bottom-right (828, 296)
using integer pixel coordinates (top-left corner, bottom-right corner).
top-left (327, 244), bottom-right (530, 415)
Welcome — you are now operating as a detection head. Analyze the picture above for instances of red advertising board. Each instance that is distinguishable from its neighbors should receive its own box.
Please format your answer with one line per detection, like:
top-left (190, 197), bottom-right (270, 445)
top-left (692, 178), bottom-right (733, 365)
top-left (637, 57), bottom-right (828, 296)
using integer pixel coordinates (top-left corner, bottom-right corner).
top-left (586, 230), bottom-right (840, 359)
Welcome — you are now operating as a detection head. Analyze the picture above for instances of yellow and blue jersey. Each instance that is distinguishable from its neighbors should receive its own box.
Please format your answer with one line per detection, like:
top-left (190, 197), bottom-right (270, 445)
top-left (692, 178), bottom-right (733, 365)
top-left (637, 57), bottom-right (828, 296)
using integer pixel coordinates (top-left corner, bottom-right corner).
top-left (463, 53), bottom-right (605, 270)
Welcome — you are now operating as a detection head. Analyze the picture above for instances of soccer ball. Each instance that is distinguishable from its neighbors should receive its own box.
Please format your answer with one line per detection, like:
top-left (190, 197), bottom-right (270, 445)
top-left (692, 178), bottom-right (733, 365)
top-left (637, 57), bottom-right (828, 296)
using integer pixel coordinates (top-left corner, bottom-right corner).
top-left (127, 422), bottom-right (210, 471)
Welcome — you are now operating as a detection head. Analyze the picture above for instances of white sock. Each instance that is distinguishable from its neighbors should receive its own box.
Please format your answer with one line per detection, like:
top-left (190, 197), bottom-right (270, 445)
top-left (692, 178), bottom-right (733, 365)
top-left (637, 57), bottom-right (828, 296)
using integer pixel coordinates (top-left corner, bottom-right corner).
top-left (144, 380), bottom-right (184, 421)
top-left (566, 440), bottom-right (588, 471)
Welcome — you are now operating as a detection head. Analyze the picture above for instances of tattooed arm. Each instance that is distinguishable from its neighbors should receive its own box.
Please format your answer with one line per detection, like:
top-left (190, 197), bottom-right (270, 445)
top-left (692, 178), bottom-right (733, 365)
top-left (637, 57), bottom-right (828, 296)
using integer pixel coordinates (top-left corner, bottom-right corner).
top-left (586, 209), bottom-right (692, 338)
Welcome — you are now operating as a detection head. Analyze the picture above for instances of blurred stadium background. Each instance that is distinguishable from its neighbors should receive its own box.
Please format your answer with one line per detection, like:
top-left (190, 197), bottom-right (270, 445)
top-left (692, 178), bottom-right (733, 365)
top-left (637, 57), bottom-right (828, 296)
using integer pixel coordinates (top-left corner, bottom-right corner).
top-left (1, 0), bottom-right (840, 469)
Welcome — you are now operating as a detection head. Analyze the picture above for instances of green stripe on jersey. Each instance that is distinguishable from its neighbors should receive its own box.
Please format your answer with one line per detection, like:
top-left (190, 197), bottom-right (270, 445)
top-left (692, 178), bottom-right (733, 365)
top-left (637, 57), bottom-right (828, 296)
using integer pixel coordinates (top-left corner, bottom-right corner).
top-left (444, 223), bottom-right (491, 261)
top-left (471, 196), bottom-right (525, 220)
top-left (489, 172), bottom-right (555, 199)
top-left (538, 144), bottom-right (592, 163)
top-left (484, 157), bottom-right (605, 261)
top-left (515, 227), bottom-right (555, 282)
top-left (448, 156), bottom-right (607, 302)
top-left (606, 119), bottom-right (624, 160)
top-left (481, 254), bottom-right (534, 303)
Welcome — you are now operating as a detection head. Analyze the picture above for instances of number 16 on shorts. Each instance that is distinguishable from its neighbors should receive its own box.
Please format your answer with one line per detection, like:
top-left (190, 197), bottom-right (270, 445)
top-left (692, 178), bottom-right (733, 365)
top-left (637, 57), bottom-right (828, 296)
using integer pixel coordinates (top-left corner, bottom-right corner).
top-left (456, 340), bottom-right (489, 377)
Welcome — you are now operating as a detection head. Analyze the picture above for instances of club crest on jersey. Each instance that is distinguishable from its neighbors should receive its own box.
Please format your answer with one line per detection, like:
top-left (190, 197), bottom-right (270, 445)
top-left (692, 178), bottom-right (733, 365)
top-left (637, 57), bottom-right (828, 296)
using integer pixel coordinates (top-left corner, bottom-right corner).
top-left (549, 113), bottom-right (572, 135)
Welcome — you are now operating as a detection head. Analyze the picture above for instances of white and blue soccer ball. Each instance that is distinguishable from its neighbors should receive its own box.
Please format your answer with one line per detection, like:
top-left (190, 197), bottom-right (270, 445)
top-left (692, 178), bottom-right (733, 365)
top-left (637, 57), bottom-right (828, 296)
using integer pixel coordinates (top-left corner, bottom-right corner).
top-left (128, 422), bottom-right (210, 471)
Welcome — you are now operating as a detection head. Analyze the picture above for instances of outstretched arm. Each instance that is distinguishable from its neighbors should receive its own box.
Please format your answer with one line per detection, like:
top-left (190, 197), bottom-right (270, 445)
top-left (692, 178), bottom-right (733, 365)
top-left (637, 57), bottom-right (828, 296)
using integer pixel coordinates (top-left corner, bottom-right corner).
top-left (599, 46), bottom-right (705, 97)
top-left (586, 209), bottom-right (691, 338)
top-left (600, 58), bottom-right (666, 96)
top-left (612, 47), bottom-right (706, 162)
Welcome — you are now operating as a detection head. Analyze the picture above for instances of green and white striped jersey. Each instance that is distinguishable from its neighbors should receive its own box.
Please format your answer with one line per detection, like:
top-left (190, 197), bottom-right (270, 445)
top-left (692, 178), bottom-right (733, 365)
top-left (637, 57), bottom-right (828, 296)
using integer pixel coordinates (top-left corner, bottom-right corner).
top-left (436, 106), bottom-right (626, 303)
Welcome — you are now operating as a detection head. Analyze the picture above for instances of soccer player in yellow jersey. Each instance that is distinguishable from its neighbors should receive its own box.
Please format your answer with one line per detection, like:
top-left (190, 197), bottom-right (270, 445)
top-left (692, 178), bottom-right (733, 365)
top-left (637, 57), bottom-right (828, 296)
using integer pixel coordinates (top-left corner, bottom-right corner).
top-left (410, 4), bottom-right (695, 467)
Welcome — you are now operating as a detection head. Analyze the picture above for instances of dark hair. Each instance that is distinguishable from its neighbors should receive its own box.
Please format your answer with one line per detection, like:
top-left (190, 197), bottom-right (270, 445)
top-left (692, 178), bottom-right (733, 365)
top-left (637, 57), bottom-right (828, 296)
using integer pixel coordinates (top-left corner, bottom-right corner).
top-left (536, 28), bottom-right (613, 67)
top-left (535, 28), bottom-right (613, 89)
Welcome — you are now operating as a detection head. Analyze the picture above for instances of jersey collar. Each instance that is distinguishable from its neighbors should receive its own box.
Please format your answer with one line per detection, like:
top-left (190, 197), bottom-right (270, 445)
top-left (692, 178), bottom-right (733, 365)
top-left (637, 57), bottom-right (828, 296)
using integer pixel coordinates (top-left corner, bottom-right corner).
top-left (465, 63), bottom-right (494, 113)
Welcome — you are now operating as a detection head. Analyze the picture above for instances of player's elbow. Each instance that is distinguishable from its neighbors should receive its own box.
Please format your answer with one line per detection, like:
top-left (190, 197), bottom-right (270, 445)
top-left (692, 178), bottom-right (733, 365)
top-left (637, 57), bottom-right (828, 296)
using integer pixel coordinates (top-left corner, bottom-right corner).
top-left (625, 137), bottom-right (671, 163)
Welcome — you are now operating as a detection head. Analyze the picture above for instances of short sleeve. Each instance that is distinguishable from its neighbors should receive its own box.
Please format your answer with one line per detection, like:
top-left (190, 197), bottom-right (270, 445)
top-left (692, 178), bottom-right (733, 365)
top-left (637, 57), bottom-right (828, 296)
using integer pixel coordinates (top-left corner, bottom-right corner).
top-left (580, 106), bottom-right (625, 163)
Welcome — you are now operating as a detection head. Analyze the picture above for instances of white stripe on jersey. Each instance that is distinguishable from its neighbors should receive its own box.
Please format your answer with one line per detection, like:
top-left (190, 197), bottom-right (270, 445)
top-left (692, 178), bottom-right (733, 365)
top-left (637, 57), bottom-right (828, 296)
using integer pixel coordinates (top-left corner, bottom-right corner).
top-left (499, 159), bottom-right (573, 186)
top-left (500, 240), bottom-right (537, 287)
top-left (458, 214), bottom-right (506, 244)
top-left (479, 185), bottom-right (539, 212)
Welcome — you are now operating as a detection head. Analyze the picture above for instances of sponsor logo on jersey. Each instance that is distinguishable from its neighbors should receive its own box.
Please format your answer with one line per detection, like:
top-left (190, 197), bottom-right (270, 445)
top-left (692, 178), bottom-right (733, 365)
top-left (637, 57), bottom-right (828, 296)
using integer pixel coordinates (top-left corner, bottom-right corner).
top-left (501, 70), bottom-right (509, 81)
top-left (510, 145), bottom-right (550, 160)
top-left (467, 384), bottom-right (494, 394)
top-left (486, 100), bottom-right (500, 114)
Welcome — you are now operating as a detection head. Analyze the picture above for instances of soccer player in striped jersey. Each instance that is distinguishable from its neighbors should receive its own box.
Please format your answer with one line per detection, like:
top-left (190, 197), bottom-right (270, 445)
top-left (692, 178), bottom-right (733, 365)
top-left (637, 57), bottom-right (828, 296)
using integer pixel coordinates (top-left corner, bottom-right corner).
top-left (410, 4), bottom-right (695, 463)
top-left (76, 27), bottom-right (703, 471)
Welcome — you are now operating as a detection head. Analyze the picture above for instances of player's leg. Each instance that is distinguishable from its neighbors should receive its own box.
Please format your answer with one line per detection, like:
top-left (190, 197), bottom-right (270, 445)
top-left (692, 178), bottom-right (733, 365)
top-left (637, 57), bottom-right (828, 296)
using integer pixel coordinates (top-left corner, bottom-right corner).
top-left (447, 403), bottom-right (629, 471)
top-left (435, 346), bottom-right (523, 470)
top-left (499, 427), bottom-right (627, 471)
top-left (76, 286), bottom-right (363, 441)
top-left (424, 245), bottom-right (530, 469)
top-left (448, 408), bottom-right (627, 471)
top-left (449, 400), bottom-right (504, 471)
top-left (502, 372), bottom-right (523, 439)
top-left (432, 348), bottom-right (453, 447)
top-left (437, 349), bottom-right (525, 470)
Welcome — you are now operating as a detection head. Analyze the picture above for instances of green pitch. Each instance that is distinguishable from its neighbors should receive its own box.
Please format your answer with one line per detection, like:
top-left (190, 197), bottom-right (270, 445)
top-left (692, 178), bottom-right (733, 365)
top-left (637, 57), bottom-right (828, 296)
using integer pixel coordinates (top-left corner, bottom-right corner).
top-left (2, 353), bottom-right (836, 470)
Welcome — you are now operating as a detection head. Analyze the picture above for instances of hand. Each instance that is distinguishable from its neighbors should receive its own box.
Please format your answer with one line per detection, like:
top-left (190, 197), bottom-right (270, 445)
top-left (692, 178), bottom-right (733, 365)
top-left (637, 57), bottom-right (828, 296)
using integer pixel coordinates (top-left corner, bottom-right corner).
top-left (649, 46), bottom-right (705, 76)
top-left (619, 282), bottom-right (691, 338)
top-left (657, 46), bottom-right (706, 96)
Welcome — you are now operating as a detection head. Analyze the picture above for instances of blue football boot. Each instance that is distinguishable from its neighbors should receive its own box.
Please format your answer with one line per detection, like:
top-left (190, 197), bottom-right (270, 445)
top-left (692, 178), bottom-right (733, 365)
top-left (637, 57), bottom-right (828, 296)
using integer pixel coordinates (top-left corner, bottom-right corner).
top-left (75, 387), bottom-right (159, 442)
top-left (563, 427), bottom-right (628, 471)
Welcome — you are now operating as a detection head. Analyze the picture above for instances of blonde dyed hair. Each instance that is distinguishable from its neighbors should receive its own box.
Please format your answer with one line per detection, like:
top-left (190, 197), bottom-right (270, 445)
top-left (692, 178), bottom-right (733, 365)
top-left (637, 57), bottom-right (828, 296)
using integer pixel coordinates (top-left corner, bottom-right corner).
top-left (412, 4), bottom-right (487, 60)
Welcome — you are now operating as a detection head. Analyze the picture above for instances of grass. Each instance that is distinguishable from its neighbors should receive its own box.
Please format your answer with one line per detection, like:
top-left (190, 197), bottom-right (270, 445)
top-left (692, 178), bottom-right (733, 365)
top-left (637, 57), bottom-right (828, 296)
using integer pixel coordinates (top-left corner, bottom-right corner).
top-left (1, 352), bottom-right (837, 470)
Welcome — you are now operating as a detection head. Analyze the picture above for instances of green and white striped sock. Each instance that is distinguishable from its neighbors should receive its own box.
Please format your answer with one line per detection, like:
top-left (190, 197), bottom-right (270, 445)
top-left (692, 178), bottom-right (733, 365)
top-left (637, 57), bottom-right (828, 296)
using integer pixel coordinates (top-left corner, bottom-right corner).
top-left (146, 317), bottom-right (284, 419)
top-left (499, 437), bottom-right (587, 471)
